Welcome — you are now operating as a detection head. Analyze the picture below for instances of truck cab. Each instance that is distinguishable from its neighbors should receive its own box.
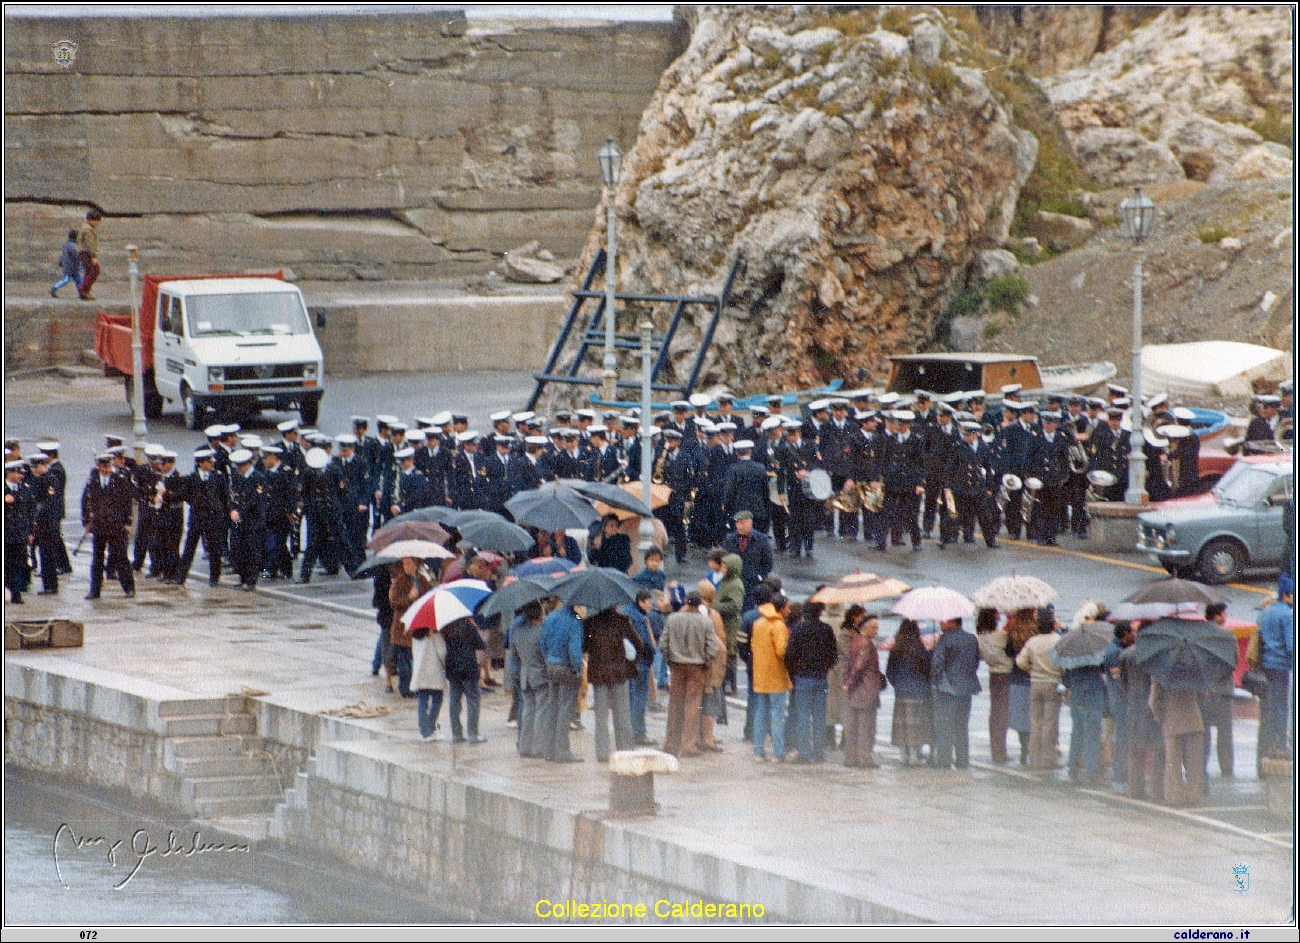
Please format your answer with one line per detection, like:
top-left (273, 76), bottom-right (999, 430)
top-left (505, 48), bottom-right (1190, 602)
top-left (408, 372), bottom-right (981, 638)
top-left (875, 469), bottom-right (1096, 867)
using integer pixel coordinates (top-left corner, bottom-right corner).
top-left (151, 277), bottom-right (324, 429)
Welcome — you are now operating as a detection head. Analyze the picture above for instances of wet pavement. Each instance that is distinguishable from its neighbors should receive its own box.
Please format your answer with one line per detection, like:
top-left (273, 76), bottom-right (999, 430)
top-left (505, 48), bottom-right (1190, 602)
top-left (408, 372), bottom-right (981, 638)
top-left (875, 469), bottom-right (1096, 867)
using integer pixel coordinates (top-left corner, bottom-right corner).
top-left (4, 368), bottom-right (1293, 923)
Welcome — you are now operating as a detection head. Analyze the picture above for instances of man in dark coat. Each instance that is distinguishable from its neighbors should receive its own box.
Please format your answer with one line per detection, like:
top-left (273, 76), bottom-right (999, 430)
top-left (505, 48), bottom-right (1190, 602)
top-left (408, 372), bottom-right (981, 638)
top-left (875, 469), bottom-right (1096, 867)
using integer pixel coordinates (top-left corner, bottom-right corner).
top-left (883, 412), bottom-right (925, 552)
top-left (29, 453), bottom-right (66, 594)
top-left (721, 441), bottom-right (771, 534)
top-left (448, 433), bottom-right (486, 510)
top-left (5, 459), bottom-right (37, 603)
top-left (170, 448), bottom-right (229, 587)
top-left (81, 453), bottom-right (136, 599)
top-left (481, 436), bottom-right (516, 515)
top-left (929, 617), bottom-right (982, 769)
top-left (655, 430), bottom-right (692, 564)
top-left (1027, 411), bottom-right (1072, 546)
top-left (721, 511), bottom-right (773, 607)
top-left (335, 435), bottom-right (372, 572)
top-left (228, 450), bottom-right (267, 591)
top-left (259, 447), bottom-right (297, 580)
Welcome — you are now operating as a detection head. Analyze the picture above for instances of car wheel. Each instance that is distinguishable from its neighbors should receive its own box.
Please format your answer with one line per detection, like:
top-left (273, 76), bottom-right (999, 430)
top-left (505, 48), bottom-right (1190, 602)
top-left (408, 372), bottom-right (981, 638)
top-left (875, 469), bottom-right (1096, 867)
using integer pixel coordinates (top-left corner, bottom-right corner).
top-left (1197, 538), bottom-right (1245, 585)
top-left (182, 387), bottom-right (205, 431)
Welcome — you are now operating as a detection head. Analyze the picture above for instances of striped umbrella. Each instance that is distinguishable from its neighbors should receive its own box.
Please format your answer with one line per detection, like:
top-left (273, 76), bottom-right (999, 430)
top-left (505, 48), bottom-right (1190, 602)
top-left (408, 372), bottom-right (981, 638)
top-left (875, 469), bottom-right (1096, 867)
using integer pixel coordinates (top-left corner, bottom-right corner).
top-left (402, 578), bottom-right (493, 634)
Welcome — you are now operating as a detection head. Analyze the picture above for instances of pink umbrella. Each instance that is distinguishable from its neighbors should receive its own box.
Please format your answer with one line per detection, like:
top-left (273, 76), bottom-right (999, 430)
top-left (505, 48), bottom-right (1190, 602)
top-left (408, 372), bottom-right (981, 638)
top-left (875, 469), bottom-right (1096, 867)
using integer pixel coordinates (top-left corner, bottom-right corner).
top-left (891, 585), bottom-right (975, 623)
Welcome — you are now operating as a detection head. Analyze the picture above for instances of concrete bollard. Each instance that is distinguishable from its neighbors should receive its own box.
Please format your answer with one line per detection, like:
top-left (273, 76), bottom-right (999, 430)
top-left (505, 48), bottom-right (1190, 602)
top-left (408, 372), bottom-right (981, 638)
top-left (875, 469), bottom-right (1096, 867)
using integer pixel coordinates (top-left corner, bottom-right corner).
top-left (608, 748), bottom-right (677, 816)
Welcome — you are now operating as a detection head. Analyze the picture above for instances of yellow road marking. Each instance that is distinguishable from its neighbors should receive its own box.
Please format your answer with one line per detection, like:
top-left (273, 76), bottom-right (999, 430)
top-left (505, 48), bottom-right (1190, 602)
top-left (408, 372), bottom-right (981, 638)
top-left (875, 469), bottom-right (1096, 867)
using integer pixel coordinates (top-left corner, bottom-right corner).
top-left (1002, 539), bottom-right (1273, 595)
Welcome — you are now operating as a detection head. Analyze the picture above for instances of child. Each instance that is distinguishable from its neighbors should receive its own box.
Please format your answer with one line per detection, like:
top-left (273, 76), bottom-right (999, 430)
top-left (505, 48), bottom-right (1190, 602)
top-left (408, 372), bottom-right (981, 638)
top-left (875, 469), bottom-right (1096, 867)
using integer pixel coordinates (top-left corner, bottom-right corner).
top-left (50, 229), bottom-right (80, 297)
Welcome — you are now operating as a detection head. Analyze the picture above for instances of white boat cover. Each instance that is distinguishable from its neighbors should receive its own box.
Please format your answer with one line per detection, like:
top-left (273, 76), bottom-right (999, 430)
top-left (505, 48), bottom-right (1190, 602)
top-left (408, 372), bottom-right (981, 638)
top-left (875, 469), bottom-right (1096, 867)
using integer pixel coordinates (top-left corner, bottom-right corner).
top-left (1141, 341), bottom-right (1292, 399)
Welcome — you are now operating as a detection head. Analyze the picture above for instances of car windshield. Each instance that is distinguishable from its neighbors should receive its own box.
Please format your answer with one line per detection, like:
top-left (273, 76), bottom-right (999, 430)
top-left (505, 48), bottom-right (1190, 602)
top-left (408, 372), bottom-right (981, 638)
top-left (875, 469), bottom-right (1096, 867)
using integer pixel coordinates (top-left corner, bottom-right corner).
top-left (1214, 465), bottom-right (1277, 505)
top-left (185, 291), bottom-right (310, 337)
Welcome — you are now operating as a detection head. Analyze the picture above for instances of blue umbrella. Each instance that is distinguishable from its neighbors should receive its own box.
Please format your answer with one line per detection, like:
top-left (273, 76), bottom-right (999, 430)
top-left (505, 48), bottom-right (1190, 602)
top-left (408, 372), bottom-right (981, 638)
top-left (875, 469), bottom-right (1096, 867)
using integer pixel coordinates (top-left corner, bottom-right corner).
top-left (511, 557), bottom-right (579, 578)
top-left (479, 574), bottom-right (564, 619)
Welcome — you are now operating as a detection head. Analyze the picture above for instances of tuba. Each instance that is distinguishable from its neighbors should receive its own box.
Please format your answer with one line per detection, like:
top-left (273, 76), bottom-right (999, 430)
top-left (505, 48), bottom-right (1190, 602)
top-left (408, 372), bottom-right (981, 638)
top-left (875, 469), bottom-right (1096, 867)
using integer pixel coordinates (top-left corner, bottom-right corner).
top-left (996, 473), bottom-right (1021, 514)
top-left (1022, 477), bottom-right (1043, 526)
top-left (1068, 435), bottom-right (1090, 475)
top-left (862, 481), bottom-right (885, 512)
top-left (1086, 469), bottom-right (1116, 503)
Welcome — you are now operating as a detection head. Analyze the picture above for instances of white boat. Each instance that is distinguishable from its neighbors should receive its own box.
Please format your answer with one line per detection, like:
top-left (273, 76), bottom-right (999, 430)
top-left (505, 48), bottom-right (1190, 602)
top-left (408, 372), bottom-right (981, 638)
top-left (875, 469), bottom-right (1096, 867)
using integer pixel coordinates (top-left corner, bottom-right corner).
top-left (1142, 341), bottom-right (1292, 399)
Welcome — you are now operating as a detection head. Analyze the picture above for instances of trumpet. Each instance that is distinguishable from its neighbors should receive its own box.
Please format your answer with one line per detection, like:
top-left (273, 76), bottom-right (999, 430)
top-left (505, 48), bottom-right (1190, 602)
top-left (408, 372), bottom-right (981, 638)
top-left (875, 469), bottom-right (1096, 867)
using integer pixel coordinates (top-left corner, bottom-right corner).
top-left (829, 483), bottom-right (863, 514)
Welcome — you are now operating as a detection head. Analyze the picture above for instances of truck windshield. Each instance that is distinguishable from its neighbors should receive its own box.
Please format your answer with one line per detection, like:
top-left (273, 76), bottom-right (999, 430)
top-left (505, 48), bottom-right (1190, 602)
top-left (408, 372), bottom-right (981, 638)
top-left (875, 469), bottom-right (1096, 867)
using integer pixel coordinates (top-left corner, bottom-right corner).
top-left (185, 292), bottom-right (311, 337)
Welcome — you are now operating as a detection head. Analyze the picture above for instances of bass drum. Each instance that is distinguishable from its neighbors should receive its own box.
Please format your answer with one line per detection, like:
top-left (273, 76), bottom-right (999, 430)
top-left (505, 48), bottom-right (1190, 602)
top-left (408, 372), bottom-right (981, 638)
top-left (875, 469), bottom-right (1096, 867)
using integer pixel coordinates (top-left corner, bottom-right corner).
top-left (802, 468), bottom-right (834, 501)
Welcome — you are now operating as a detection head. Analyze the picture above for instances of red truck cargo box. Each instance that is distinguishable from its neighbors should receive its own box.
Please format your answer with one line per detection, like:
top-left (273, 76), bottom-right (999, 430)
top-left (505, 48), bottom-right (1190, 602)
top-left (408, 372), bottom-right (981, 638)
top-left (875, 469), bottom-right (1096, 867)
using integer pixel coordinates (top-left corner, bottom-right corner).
top-left (93, 271), bottom-right (284, 377)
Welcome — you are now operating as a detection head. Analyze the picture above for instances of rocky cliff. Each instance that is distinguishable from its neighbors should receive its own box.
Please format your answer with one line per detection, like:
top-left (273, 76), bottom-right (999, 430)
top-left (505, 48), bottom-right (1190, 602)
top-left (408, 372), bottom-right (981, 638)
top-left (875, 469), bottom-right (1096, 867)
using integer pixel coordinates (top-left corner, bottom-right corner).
top-left (558, 6), bottom-right (1038, 398)
top-left (3, 11), bottom-right (684, 281)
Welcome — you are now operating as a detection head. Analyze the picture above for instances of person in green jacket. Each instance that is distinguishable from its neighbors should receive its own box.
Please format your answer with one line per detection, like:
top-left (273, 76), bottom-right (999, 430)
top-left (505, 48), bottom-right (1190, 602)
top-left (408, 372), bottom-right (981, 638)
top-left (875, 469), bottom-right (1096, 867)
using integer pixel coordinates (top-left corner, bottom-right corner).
top-left (714, 552), bottom-right (746, 695)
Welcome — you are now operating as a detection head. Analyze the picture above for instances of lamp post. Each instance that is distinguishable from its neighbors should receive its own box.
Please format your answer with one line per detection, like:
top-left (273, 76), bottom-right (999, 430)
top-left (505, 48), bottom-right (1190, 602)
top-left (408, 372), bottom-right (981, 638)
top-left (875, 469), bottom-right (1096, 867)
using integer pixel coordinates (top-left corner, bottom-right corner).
top-left (1119, 186), bottom-right (1155, 506)
top-left (127, 243), bottom-right (147, 460)
top-left (597, 137), bottom-right (623, 402)
top-left (638, 319), bottom-right (656, 551)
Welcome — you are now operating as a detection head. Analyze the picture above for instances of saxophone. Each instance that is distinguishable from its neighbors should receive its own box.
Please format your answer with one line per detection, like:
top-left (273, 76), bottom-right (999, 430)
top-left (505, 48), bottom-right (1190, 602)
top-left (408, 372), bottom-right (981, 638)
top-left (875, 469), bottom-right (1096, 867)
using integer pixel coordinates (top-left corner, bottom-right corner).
top-left (652, 450), bottom-right (667, 485)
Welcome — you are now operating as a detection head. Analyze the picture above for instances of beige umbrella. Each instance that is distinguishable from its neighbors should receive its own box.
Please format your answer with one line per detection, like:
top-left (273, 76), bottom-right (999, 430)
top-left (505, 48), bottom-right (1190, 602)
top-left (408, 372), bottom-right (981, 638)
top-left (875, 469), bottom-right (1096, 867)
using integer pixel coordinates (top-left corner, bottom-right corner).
top-left (811, 572), bottom-right (911, 605)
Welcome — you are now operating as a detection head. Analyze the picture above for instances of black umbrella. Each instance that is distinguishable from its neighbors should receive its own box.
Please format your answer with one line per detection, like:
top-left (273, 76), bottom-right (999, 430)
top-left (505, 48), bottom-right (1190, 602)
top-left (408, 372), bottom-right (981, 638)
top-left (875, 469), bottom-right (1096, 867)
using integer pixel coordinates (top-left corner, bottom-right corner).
top-left (456, 517), bottom-right (535, 555)
top-left (506, 486), bottom-right (600, 532)
top-left (479, 574), bottom-right (563, 620)
top-left (550, 566), bottom-right (643, 613)
top-left (556, 479), bottom-right (654, 517)
top-left (1112, 578), bottom-right (1224, 622)
top-left (391, 506), bottom-right (466, 526)
top-left (1134, 618), bottom-right (1237, 691)
top-left (1051, 622), bottom-right (1114, 671)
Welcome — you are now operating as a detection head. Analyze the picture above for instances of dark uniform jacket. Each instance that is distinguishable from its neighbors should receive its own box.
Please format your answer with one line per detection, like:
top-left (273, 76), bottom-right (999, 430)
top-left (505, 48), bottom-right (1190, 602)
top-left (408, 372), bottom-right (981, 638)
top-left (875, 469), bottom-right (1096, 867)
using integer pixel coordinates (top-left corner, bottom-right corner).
top-left (177, 469), bottom-right (230, 532)
top-left (448, 452), bottom-right (486, 510)
top-left (5, 478), bottom-right (37, 544)
top-left (883, 433), bottom-right (925, 491)
top-left (386, 468), bottom-right (431, 515)
top-left (229, 468), bottom-right (268, 532)
top-left (947, 439), bottom-right (996, 495)
top-left (721, 458), bottom-right (771, 519)
top-left (81, 470), bottom-right (135, 535)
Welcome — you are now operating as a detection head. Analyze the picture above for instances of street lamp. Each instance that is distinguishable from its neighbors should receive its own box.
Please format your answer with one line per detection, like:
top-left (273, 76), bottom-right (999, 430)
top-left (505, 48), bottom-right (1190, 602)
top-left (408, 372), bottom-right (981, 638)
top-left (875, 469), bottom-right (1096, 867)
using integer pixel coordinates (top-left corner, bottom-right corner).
top-left (597, 137), bottom-right (623, 402)
top-left (638, 319), bottom-right (655, 552)
top-left (1118, 185), bottom-right (1155, 506)
top-left (127, 244), bottom-right (147, 459)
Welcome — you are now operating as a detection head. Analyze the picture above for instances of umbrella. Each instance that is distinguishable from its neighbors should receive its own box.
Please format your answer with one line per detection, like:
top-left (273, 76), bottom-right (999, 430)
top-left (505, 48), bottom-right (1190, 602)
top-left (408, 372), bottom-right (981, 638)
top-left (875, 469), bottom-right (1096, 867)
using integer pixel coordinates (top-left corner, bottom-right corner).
top-left (479, 574), bottom-right (564, 620)
top-left (890, 586), bottom-right (975, 622)
top-left (972, 574), bottom-right (1058, 611)
top-left (392, 506), bottom-right (466, 526)
top-left (1111, 578), bottom-right (1225, 622)
top-left (511, 557), bottom-right (580, 578)
top-left (349, 553), bottom-right (403, 580)
top-left (506, 486), bottom-right (601, 531)
top-left (810, 572), bottom-right (911, 605)
top-left (557, 479), bottom-right (654, 517)
top-left (403, 578), bottom-right (494, 634)
top-left (1051, 622), bottom-right (1114, 671)
top-left (1134, 617), bottom-right (1237, 691)
top-left (368, 519), bottom-right (450, 551)
top-left (456, 517), bottom-right (535, 554)
top-left (551, 566), bottom-right (644, 613)
top-left (372, 539), bottom-right (454, 561)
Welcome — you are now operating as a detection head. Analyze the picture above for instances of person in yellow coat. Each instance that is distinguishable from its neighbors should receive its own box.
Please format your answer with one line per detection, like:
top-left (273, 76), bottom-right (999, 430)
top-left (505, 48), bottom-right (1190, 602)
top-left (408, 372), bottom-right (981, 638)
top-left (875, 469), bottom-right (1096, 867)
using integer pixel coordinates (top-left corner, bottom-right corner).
top-left (749, 594), bottom-right (793, 761)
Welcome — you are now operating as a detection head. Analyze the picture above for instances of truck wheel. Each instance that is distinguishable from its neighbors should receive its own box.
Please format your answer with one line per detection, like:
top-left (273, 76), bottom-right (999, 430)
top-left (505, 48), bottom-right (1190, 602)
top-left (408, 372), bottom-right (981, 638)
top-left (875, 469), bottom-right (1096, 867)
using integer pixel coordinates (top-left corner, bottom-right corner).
top-left (1197, 538), bottom-right (1244, 585)
top-left (300, 398), bottom-right (320, 426)
top-left (182, 388), bottom-right (205, 431)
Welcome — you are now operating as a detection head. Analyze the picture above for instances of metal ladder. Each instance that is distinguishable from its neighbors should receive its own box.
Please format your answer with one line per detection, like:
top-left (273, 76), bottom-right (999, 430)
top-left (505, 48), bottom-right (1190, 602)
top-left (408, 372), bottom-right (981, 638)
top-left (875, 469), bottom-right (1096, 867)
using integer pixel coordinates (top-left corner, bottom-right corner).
top-left (526, 252), bottom-right (743, 411)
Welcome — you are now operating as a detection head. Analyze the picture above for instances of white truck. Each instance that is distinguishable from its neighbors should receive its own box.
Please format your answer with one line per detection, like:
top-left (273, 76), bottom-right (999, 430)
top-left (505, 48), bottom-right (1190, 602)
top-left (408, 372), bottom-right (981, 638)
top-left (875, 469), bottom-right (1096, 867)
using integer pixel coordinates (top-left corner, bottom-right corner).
top-left (96, 273), bottom-right (325, 430)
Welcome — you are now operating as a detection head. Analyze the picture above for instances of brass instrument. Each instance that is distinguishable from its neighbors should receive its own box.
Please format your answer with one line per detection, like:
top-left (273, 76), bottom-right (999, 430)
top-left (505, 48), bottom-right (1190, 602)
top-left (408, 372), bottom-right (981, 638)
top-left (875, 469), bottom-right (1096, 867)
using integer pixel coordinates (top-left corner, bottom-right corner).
top-left (652, 450), bottom-right (667, 485)
top-left (862, 482), bottom-right (885, 512)
top-left (829, 483), bottom-right (863, 514)
top-left (996, 473), bottom-right (1021, 514)
top-left (981, 423), bottom-right (996, 445)
top-left (1277, 417), bottom-right (1295, 452)
top-left (1086, 470), bottom-right (1116, 503)
top-left (944, 487), bottom-right (957, 518)
top-left (1068, 434), bottom-right (1090, 475)
top-left (1022, 476), bottom-right (1043, 526)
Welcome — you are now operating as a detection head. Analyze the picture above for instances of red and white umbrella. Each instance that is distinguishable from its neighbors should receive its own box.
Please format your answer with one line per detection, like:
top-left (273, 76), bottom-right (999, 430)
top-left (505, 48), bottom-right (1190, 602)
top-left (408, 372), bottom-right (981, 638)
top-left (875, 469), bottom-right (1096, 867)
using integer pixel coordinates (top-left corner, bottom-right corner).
top-left (891, 585), bottom-right (975, 623)
top-left (402, 578), bottom-right (493, 634)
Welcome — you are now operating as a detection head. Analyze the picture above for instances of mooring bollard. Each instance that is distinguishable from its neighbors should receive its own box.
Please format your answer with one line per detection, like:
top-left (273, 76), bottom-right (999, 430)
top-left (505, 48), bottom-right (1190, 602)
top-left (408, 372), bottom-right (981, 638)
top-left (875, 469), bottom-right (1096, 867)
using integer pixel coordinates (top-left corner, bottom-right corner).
top-left (608, 748), bottom-right (678, 816)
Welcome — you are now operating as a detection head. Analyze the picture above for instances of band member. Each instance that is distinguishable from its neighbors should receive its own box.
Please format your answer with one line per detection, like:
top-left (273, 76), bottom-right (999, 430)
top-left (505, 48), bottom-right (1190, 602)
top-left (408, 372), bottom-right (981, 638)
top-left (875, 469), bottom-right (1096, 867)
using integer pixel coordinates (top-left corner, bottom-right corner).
top-left (81, 452), bottom-right (136, 599)
top-left (1028, 411), bottom-right (1071, 546)
top-left (882, 411), bottom-right (925, 552)
top-left (5, 458), bottom-right (36, 603)
top-left (945, 422), bottom-right (999, 547)
top-left (655, 429), bottom-right (692, 564)
top-left (228, 449), bottom-right (267, 591)
top-left (781, 421), bottom-right (821, 560)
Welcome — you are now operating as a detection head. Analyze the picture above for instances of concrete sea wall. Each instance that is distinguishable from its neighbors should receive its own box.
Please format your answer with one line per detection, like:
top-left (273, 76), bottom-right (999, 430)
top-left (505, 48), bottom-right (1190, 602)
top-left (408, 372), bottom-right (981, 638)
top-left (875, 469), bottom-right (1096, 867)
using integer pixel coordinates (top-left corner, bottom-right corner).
top-left (4, 11), bottom-right (685, 281)
top-left (4, 661), bottom-right (924, 924)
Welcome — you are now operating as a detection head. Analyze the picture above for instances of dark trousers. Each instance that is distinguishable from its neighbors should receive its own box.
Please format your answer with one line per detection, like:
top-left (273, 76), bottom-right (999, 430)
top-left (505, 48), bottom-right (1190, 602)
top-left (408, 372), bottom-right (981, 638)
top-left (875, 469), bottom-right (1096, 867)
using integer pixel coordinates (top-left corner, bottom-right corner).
top-left (1261, 668), bottom-right (1292, 759)
top-left (788, 499), bottom-right (816, 555)
top-left (416, 689), bottom-right (443, 738)
top-left (886, 488), bottom-right (921, 548)
top-left (153, 524), bottom-right (182, 579)
top-left (1029, 487), bottom-right (1064, 543)
top-left (931, 691), bottom-right (973, 768)
top-left (921, 475), bottom-right (945, 534)
top-left (789, 676), bottom-right (829, 763)
top-left (391, 644), bottom-right (413, 698)
top-left (231, 525), bottom-right (265, 587)
top-left (5, 539), bottom-right (31, 598)
top-left (447, 677), bottom-right (481, 739)
top-left (342, 509), bottom-right (369, 573)
top-left (77, 252), bottom-right (100, 296)
top-left (266, 524), bottom-right (293, 578)
top-left (35, 529), bottom-right (62, 592)
top-left (299, 511), bottom-right (335, 580)
top-left (831, 474), bottom-right (856, 537)
top-left (90, 531), bottom-right (134, 597)
top-left (769, 500), bottom-right (789, 552)
top-left (863, 507), bottom-right (886, 550)
top-left (988, 673), bottom-right (1010, 761)
top-left (1067, 474), bottom-right (1090, 535)
top-left (1201, 694), bottom-right (1234, 776)
top-left (656, 500), bottom-right (688, 562)
top-left (132, 506), bottom-right (156, 571)
top-left (178, 523), bottom-right (225, 584)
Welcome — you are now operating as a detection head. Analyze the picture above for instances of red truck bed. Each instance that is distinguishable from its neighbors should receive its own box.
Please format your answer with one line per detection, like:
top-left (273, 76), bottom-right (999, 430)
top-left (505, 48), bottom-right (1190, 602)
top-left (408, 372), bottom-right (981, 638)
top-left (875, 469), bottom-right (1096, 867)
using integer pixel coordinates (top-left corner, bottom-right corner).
top-left (94, 271), bottom-right (284, 377)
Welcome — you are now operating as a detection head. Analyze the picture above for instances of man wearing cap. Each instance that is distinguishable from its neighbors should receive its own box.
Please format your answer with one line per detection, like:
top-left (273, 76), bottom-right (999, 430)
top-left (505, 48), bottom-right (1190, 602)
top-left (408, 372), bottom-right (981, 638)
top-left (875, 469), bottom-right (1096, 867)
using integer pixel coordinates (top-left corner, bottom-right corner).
top-left (298, 446), bottom-right (343, 583)
top-left (1165, 408), bottom-right (1201, 498)
top-left (722, 510), bottom-right (773, 607)
top-left (951, 424), bottom-right (998, 548)
top-left (5, 459), bottom-right (37, 603)
top-left (1088, 406), bottom-right (1130, 502)
top-left (999, 402), bottom-right (1038, 540)
top-left (1245, 395), bottom-right (1283, 452)
top-left (335, 436), bottom-right (371, 571)
top-left (169, 449), bottom-right (229, 587)
top-left (721, 441), bottom-right (771, 535)
top-left (448, 432), bottom-right (486, 510)
top-left (882, 411), bottom-right (925, 551)
top-left (129, 446), bottom-right (165, 576)
top-left (655, 429), bottom-right (692, 563)
top-left (228, 450), bottom-right (267, 591)
top-left (1025, 411), bottom-right (1071, 546)
top-left (512, 437), bottom-right (549, 494)
top-left (482, 436), bottom-right (516, 514)
top-left (35, 442), bottom-right (72, 575)
top-left (780, 422), bottom-right (820, 559)
top-left (385, 447), bottom-right (430, 518)
top-left (81, 453), bottom-right (137, 599)
top-left (27, 454), bottom-right (65, 595)
top-left (259, 447), bottom-right (296, 581)
top-left (759, 418), bottom-right (789, 553)
top-left (921, 406), bottom-right (958, 540)
top-left (821, 400), bottom-right (858, 539)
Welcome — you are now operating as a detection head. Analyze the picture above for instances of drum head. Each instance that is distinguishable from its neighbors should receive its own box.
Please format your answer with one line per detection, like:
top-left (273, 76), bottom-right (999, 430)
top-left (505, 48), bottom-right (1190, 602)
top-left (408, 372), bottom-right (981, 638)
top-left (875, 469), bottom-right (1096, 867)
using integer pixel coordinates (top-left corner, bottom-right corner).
top-left (807, 468), bottom-right (833, 500)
